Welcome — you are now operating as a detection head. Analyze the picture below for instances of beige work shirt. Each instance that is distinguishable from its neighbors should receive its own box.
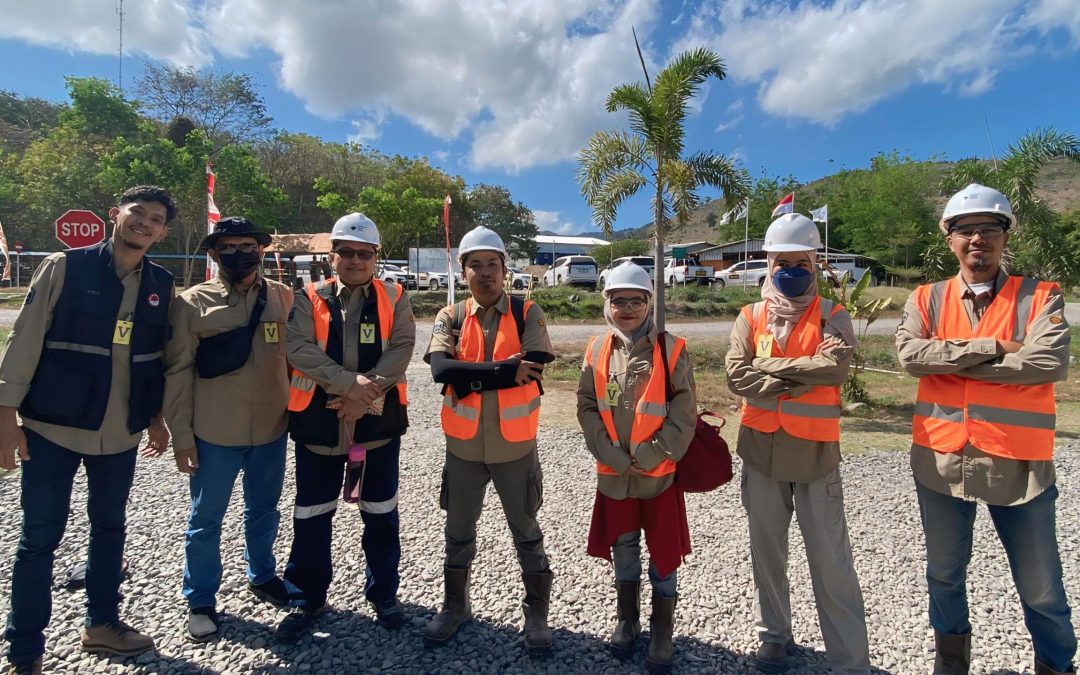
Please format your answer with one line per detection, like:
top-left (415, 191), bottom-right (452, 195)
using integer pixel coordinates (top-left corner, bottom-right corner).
top-left (285, 279), bottom-right (416, 456)
top-left (425, 293), bottom-right (554, 464)
top-left (896, 271), bottom-right (1070, 506)
top-left (577, 330), bottom-right (697, 500)
top-left (163, 275), bottom-right (293, 450)
top-left (0, 252), bottom-right (154, 455)
top-left (725, 300), bottom-right (858, 483)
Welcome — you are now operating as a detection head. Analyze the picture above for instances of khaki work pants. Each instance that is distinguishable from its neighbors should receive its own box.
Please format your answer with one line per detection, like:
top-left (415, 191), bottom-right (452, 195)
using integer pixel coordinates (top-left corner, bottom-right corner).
top-left (741, 465), bottom-right (871, 675)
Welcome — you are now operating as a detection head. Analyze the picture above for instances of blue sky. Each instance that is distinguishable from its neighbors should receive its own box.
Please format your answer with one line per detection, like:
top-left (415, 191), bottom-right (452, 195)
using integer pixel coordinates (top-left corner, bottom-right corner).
top-left (2, 0), bottom-right (1079, 236)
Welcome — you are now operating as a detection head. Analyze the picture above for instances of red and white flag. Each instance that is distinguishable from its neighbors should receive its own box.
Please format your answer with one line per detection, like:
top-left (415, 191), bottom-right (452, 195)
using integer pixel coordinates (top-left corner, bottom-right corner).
top-left (771, 192), bottom-right (794, 217)
top-left (206, 164), bottom-right (220, 280)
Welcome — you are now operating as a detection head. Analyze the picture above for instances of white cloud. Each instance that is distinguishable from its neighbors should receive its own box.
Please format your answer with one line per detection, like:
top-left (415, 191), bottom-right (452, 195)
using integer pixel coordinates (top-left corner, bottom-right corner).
top-left (533, 209), bottom-right (580, 235)
top-left (346, 109), bottom-right (387, 144)
top-left (0, 0), bottom-right (209, 67)
top-left (676, 0), bottom-right (1080, 125)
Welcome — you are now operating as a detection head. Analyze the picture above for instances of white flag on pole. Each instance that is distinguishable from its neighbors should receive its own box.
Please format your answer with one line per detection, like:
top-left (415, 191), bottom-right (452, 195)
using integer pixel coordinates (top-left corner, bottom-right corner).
top-left (810, 204), bottom-right (828, 222)
top-left (719, 207), bottom-right (734, 225)
top-left (734, 201), bottom-right (748, 220)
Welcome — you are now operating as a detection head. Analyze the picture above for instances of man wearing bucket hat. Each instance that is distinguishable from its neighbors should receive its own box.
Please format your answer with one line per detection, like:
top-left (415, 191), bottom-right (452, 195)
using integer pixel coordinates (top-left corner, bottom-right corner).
top-left (896, 184), bottom-right (1074, 675)
top-left (163, 216), bottom-right (294, 642)
top-left (725, 213), bottom-right (870, 674)
top-left (275, 212), bottom-right (415, 642)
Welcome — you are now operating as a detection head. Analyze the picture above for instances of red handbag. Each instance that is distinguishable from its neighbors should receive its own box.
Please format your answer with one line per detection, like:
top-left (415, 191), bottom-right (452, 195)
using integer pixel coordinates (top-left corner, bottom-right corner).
top-left (657, 333), bottom-right (734, 493)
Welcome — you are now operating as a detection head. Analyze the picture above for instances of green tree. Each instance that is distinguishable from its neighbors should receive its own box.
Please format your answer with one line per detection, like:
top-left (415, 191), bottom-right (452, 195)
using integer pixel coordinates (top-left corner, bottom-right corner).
top-left (0, 90), bottom-right (64, 152)
top-left (940, 128), bottom-right (1080, 285)
top-left (577, 46), bottom-right (749, 329)
top-left (466, 184), bottom-right (537, 263)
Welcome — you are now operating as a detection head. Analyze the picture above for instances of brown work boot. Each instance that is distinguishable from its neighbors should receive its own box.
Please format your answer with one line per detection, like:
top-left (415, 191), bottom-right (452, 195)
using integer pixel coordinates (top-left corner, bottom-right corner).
top-left (645, 592), bottom-right (677, 674)
top-left (609, 580), bottom-right (641, 659)
top-left (1035, 659), bottom-right (1076, 675)
top-left (80, 620), bottom-right (155, 657)
top-left (522, 570), bottom-right (553, 656)
top-left (5, 658), bottom-right (42, 675)
top-left (424, 566), bottom-right (472, 648)
top-left (933, 631), bottom-right (970, 675)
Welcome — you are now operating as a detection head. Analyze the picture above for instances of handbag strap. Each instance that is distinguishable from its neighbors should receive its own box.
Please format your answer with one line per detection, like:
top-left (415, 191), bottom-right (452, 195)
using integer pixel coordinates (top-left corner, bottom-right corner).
top-left (656, 331), bottom-right (675, 403)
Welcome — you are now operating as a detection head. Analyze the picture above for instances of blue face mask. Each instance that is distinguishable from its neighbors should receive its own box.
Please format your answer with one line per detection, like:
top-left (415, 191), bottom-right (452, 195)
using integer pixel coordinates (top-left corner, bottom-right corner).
top-left (772, 266), bottom-right (813, 297)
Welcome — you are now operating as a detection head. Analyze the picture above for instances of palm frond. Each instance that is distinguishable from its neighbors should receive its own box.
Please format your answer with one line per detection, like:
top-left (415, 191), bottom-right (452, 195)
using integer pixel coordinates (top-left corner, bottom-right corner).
top-left (651, 48), bottom-right (726, 158)
top-left (685, 151), bottom-right (751, 205)
top-left (576, 131), bottom-right (652, 204)
top-left (590, 169), bottom-right (647, 236)
top-left (940, 158), bottom-right (994, 195)
top-left (663, 159), bottom-right (698, 225)
top-left (606, 83), bottom-right (655, 141)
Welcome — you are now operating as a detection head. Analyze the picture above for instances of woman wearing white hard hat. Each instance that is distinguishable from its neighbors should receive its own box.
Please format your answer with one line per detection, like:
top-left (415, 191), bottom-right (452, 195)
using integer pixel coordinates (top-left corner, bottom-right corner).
top-left (577, 262), bottom-right (697, 673)
top-left (724, 213), bottom-right (870, 674)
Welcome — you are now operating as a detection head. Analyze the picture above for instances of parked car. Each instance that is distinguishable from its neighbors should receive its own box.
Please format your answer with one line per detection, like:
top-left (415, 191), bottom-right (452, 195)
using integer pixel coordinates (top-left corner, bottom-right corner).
top-left (379, 263), bottom-right (418, 289)
top-left (664, 257), bottom-right (713, 286)
top-left (418, 271), bottom-right (449, 291)
top-left (716, 259), bottom-right (770, 287)
top-left (598, 256), bottom-right (656, 289)
top-left (542, 255), bottom-right (598, 289)
top-left (508, 267), bottom-right (538, 290)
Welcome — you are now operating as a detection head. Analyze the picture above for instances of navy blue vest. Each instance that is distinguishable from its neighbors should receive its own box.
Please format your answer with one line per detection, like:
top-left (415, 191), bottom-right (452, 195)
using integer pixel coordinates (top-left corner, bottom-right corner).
top-left (20, 242), bottom-right (173, 434)
top-left (288, 282), bottom-right (408, 447)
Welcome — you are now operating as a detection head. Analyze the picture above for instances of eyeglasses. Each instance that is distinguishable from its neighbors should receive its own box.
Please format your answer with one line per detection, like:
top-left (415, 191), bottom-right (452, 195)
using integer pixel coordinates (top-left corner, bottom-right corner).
top-left (610, 298), bottom-right (648, 312)
top-left (950, 225), bottom-right (1006, 240)
top-left (333, 248), bottom-right (376, 261)
top-left (215, 243), bottom-right (259, 254)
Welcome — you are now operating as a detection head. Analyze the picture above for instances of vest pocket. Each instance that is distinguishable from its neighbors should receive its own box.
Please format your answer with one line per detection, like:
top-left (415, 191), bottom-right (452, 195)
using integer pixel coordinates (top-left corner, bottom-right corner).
top-left (23, 352), bottom-right (101, 428)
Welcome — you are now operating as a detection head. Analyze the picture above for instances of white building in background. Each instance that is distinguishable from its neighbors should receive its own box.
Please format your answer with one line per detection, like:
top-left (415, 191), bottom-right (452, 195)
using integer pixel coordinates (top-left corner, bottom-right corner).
top-left (534, 234), bottom-right (610, 266)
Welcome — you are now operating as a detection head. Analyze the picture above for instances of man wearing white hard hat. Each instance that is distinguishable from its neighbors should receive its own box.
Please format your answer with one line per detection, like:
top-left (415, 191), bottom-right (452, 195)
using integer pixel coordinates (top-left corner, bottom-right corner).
top-left (725, 213), bottom-right (870, 674)
top-left (275, 212), bottom-right (416, 642)
top-left (896, 184), bottom-right (1074, 675)
top-left (424, 225), bottom-right (556, 655)
top-left (577, 262), bottom-right (697, 673)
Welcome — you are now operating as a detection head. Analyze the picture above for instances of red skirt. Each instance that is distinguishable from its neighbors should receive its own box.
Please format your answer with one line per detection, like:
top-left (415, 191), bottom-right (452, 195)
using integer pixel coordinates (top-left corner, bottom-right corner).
top-left (586, 484), bottom-right (691, 579)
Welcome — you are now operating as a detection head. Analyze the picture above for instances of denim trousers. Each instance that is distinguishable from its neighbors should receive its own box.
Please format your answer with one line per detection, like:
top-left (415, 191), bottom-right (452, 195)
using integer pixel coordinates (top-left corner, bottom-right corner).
top-left (182, 433), bottom-right (287, 610)
top-left (4, 429), bottom-right (137, 663)
top-left (917, 481), bottom-right (1076, 672)
top-left (284, 438), bottom-right (401, 608)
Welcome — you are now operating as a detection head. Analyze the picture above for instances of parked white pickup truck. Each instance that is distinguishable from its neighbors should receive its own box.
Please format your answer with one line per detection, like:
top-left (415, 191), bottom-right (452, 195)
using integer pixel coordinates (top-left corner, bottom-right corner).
top-left (664, 257), bottom-right (713, 286)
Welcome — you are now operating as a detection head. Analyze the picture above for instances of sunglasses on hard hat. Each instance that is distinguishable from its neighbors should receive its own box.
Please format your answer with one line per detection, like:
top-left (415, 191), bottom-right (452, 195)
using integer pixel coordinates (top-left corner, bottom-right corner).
top-left (333, 247), bottom-right (376, 261)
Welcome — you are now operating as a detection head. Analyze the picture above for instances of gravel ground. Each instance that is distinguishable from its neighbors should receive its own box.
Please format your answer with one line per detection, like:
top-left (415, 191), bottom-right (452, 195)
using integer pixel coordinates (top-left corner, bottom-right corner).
top-left (0, 336), bottom-right (1077, 675)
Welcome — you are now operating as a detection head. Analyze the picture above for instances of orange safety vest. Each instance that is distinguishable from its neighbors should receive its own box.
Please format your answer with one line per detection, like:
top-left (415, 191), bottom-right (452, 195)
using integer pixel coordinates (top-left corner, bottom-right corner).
top-left (287, 277), bottom-right (408, 412)
top-left (740, 297), bottom-right (843, 442)
top-left (912, 276), bottom-right (1057, 460)
top-left (440, 298), bottom-right (540, 442)
top-left (585, 332), bottom-right (683, 477)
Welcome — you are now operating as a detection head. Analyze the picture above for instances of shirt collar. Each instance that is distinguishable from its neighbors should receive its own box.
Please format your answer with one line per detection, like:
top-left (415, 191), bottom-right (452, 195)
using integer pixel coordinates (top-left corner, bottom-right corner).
top-left (470, 292), bottom-right (508, 316)
top-left (955, 269), bottom-right (1007, 301)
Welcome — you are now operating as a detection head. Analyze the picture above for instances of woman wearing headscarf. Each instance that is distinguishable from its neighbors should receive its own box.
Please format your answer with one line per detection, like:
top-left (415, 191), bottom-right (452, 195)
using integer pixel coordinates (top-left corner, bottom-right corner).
top-left (577, 262), bottom-right (697, 675)
top-left (724, 214), bottom-right (870, 675)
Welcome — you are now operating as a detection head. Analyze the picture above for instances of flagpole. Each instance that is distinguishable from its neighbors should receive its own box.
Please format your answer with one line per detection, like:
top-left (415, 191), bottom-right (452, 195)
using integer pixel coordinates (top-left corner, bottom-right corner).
top-left (444, 195), bottom-right (454, 305)
top-left (824, 211), bottom-right (829, 267)
top-left (742, 201), bottom-right (749, 289)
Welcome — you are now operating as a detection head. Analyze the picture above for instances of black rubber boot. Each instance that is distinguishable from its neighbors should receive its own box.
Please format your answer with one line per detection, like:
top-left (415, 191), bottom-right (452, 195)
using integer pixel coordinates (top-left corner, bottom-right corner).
top-left (423, 566), bottom-right (472, 648)
top-left (645, 592), bottom-right (677, 674)
top-left (609, 580), bottom-right (641, 659)
top-left (933, 631), bottom-right (971, 675)
top-left (522, 570), bottom-right (553, 656)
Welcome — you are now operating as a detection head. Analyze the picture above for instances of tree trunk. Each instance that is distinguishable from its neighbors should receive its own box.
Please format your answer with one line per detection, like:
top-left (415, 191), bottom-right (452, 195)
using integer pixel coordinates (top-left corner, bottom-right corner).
top-left (653, 160), bottom-right (665, 333)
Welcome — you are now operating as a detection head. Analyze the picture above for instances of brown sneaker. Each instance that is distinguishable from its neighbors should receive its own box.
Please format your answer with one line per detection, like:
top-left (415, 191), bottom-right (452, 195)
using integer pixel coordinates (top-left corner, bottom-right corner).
top-left (6, 658), bottom-right (43, 675)
top-left (80, 621), bottom-right (155, 657)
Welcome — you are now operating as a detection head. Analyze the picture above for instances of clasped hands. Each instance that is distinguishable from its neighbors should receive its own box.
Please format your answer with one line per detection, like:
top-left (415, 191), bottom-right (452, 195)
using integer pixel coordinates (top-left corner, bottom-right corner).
top-left (327, 373), bottom-right (384, 422)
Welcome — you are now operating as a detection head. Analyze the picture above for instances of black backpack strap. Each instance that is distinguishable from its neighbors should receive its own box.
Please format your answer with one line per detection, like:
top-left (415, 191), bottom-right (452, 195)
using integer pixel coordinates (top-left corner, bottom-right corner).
top-left (451, 299), bottom-right (468, 336)
top-left (248, 282), bottom-right (268, 331)
top-left (509, 295), bottom-right (526, 342)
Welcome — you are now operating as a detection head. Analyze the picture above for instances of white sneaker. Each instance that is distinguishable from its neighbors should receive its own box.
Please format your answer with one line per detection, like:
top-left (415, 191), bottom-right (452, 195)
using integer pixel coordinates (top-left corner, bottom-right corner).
top-left (187, 610), bottom-right (219, 642)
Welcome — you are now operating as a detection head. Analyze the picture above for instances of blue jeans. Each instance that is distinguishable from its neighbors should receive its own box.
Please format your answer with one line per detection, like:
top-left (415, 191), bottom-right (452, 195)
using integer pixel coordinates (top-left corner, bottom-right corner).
top-left (182, 434), bottom-right (287, 610)
top-left (284, 438), bottom-right (401, 608)
top-left (917, 481), bottom-right (1076, 672)
top-left (4, 429), bottom-right (137, 663)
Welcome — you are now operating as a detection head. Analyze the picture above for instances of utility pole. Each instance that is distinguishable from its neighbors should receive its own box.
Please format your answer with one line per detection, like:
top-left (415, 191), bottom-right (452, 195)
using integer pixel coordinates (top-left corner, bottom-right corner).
top-left (116, 0), bottom-right (125, 93)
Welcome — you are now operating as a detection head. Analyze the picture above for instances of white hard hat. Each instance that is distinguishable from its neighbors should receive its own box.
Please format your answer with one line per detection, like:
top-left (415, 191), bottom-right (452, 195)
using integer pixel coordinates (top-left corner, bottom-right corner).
top-left (763, 213), bottom-right (822, 252)
top-left (331, 212), bottom-right (380, 247)
top-left (940, 183), bottom-right (1016, 234)
top-left (457, 225), bottom-right (507, 263)
top-left (603, 262), bottom-right (652, 296)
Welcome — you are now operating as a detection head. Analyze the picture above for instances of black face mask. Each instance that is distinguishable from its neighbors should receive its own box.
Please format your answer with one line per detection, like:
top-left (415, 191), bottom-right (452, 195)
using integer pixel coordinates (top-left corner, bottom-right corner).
top-left (218, 250), bottom-right (261, 282)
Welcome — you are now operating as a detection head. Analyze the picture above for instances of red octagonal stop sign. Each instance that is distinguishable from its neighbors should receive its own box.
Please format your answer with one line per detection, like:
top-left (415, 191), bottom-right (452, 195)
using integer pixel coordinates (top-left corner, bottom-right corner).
top-left (55, 209), bottom-right (108, 249)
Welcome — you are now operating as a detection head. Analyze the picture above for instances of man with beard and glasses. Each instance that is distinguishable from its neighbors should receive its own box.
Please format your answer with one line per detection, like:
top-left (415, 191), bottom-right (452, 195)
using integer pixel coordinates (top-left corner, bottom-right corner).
top-left (0, 186), bottom-right (177, 675)
top-left (163, 216), bottom-right (293, 642)
top-left (896, 183), bottom-right (1075, 675)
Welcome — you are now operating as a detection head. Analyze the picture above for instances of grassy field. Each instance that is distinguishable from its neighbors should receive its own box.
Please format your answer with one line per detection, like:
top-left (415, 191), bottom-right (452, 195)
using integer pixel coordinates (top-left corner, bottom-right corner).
top-left (542, 328), bottom-right (1080, 453)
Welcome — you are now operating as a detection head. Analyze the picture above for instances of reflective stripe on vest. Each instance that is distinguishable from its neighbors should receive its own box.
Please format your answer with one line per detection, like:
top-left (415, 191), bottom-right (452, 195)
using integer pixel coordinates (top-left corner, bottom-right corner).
top-left (740, 297), bottom-right (843, 442)
top-left (912, 276), bottom-right (1057, 459)
top-left (585, 332), bottom-right (683, 477)
top-left (287, 278), bottom-right (408, 412)
top-left (440, 297), bottom-right (541, 442)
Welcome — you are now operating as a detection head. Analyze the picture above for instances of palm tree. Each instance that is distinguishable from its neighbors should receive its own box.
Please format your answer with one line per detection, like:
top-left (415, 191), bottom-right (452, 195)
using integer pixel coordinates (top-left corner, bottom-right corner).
top-left (940, 127), bottom-right (1080, 284)
top-left (576, 46), bottom-right (749, 330)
